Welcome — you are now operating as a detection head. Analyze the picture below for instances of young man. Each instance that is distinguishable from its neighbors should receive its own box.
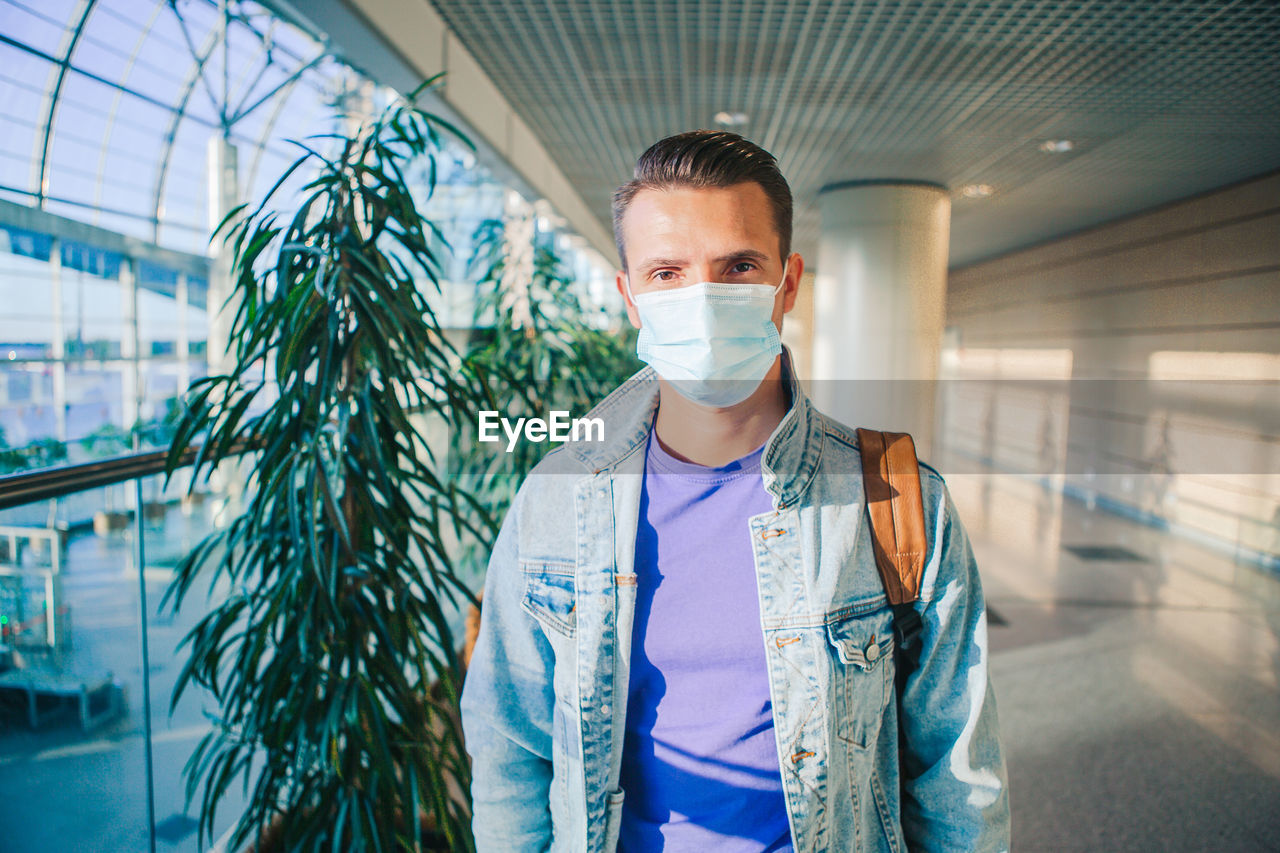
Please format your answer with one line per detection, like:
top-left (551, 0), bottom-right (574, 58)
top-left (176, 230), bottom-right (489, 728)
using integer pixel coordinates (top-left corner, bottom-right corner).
top-left (460, 131), bottom-right (1010, 852)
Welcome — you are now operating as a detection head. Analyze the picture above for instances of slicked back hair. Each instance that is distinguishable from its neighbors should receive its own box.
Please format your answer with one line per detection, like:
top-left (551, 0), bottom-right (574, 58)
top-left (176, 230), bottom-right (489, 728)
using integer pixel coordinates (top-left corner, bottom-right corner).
top-left (611, 130), bottom-right (793, 270)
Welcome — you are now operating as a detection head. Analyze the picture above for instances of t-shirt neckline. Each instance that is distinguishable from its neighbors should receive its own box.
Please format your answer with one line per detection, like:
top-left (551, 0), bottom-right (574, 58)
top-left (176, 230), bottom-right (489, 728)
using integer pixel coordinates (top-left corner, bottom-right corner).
top-left (645, 429), bottom-right (766, 483)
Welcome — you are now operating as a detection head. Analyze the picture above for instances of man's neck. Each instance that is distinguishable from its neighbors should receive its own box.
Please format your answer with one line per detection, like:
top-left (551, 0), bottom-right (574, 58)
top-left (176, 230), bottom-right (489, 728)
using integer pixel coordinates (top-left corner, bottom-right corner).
top-left (651, 357), bottom-right (792, 468)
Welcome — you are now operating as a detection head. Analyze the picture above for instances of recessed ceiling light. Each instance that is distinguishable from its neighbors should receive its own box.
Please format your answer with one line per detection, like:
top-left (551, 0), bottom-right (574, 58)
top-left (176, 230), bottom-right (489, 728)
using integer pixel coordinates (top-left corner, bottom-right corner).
top-left (1039, 139), bottom-right (1074, 153)
top-left (961, 183), bottom-right (994, 199)
top-left (714, 111), bottom-right (749, 127)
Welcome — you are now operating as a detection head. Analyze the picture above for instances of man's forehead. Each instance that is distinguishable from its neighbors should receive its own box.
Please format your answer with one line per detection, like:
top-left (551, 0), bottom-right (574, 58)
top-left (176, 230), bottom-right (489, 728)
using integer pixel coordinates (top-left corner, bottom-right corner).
top-left (625, 182), bottom-right (770, 217)
top-left (621, 183), bottom-right (778, 257)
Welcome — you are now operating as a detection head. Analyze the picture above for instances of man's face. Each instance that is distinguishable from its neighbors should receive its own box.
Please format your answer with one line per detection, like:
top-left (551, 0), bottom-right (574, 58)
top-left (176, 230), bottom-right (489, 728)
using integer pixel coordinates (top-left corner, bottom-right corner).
top-left (615, 182), bottom-right (802, 330)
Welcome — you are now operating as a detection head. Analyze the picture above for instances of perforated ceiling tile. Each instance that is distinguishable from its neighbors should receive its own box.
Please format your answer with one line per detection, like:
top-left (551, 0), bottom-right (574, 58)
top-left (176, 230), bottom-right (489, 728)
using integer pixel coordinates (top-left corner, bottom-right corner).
top-left (425, 0), bottom-right (1280, 266)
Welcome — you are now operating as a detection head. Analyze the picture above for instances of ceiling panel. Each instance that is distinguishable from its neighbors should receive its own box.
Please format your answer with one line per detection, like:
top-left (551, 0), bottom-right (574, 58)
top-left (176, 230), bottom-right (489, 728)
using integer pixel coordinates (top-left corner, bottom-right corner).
top-left (424, 0), bottom-right (1280, 266)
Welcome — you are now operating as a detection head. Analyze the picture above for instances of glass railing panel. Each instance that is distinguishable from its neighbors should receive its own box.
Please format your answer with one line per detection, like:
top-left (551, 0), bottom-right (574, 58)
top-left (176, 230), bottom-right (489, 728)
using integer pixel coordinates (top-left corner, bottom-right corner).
top-left (0, 466), bottom-right (249, 850)
top-left (140, 466), bottom-right (251, 851)
top-left (0, 480), bottom-right (151, 847)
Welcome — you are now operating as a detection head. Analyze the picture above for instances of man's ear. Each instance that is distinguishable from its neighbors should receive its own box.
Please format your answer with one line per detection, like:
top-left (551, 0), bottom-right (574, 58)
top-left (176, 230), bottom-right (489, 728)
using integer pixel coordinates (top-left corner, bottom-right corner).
top-left (782, 252), bottom-right (804, 314)
top-left (616, 269), bottom-right (641, 329)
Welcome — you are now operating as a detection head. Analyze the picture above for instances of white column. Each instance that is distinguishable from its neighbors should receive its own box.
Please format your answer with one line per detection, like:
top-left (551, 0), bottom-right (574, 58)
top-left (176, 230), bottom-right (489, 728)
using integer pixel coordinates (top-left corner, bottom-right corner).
top-left (120, 257), bottom-right (139, 434)
top-left (49, 237), bottom-right (67, 442)
top-left (812, 182), bottom-right (950, 458)
top-left (206, 136), bottom-right (239, 379)
top-left (176, 271), bottom-right (190, 397)
top-left (207, 135), bottom-right (244, 502)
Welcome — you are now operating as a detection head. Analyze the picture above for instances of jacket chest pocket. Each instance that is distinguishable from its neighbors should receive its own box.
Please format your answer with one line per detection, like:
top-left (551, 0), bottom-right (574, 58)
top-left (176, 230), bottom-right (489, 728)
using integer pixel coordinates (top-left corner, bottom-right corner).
top-left (825, 607), bottom-right (895, 750)
top-left (521, 561), bottom-right (577, 637)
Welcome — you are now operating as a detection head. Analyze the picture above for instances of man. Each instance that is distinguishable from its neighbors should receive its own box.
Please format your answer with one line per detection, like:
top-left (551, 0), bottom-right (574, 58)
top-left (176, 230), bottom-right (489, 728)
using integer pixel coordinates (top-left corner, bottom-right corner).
top-left (460, 130), bottom-right (1010, 852)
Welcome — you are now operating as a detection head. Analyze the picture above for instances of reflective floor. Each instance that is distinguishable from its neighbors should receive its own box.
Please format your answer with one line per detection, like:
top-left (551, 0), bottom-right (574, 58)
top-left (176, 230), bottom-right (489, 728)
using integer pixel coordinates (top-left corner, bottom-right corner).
top-left (946, 472), bottom-right (1280, 851)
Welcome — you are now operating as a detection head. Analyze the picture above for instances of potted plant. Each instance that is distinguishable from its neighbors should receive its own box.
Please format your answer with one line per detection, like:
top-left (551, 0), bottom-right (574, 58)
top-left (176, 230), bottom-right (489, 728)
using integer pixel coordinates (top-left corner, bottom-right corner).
top-left (161, 77), bottom-right (486, 852)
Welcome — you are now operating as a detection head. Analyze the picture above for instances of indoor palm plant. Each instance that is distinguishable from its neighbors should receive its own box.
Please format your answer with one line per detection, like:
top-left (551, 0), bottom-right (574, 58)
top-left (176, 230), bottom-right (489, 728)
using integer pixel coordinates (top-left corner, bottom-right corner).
top-left (161, 77), bottom-right (484, 852)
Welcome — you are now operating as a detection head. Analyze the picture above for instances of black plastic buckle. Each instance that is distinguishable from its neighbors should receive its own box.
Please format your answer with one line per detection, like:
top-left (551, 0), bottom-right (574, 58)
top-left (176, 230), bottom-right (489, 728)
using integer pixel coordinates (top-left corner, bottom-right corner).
top-left (891, 603), bottom-right (923, 652)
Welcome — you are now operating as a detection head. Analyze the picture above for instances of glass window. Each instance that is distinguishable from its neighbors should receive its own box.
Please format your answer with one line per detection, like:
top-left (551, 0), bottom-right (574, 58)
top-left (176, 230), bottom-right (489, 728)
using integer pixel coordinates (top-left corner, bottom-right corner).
top-left (0, 0), bottom-right (73, 57)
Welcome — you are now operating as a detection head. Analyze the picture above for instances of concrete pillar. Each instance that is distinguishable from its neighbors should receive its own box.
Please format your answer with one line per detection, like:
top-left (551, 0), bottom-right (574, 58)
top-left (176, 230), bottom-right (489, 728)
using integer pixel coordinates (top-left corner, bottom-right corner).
top-left (812, 181), bottom-right (950, 458)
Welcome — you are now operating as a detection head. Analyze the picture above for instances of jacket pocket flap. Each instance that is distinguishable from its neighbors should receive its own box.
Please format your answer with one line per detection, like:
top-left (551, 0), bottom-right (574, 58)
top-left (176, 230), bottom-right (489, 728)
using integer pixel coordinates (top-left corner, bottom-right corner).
top-left (825, 608), bottom-right (894, 670)
top-left (521, 561), bottom-right (576, 636)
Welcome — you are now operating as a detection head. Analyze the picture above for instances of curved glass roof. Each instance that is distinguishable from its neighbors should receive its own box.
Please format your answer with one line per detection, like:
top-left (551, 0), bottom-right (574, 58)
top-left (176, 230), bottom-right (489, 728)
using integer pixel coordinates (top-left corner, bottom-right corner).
top-left (0, 0), bottom-right (347, 255)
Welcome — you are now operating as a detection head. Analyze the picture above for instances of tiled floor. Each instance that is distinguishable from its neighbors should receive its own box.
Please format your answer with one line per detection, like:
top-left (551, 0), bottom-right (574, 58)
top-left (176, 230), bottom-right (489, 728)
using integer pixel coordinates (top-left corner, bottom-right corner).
top-left (945, 471), bottom-right (1280, 851)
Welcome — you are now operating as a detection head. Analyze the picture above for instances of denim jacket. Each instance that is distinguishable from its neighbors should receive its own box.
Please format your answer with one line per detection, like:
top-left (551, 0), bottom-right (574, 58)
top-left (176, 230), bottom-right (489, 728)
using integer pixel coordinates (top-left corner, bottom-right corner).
top-left (460, 353), bottom-right (1011, 852)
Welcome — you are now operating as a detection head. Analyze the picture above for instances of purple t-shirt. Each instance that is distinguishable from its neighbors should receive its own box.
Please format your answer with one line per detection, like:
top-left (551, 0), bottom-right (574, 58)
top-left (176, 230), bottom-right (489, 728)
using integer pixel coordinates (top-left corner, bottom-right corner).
top-left (618, 430), bottom-right (793, 852)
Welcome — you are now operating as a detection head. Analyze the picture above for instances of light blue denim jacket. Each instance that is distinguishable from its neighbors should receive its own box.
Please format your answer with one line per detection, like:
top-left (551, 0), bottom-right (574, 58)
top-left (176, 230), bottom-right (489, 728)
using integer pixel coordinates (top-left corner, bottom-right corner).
top-left (460, 353), bottom-right (1011, 852)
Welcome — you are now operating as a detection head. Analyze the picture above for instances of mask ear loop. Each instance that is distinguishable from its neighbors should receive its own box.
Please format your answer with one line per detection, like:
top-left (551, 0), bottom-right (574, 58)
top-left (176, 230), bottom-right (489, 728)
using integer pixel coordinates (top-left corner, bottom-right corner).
top-left (772, 257), bottom-right (790, 296)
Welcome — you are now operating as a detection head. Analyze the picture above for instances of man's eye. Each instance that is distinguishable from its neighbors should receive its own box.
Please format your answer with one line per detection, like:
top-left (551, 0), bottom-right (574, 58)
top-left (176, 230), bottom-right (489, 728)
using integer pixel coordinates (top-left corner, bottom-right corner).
top-left (730, 262), bottom-right (757, 274)
top-left (654, 270), bottom-right (678, 281)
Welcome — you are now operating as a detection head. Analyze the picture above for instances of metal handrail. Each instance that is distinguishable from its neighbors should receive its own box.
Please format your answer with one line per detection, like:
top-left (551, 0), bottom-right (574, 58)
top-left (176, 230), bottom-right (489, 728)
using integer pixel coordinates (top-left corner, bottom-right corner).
top-left (0, 439), bottom-right (256, 512)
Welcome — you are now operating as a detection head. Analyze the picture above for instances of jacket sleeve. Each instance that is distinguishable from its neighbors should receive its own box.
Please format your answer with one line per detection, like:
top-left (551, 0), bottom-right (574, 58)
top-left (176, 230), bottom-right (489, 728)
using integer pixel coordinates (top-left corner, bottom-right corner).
top-left (898, 473), bottom-right (1011, 852)
top-left (460, 488), bottom-right (556, 852)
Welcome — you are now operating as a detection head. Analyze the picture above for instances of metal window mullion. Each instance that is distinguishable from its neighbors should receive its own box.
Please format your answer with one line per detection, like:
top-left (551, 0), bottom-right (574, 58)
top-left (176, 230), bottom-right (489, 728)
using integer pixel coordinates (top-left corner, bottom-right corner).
top-left (0, 32), bottom-right (219, 130)
top-left (91, 0), bottom-right (167, 231)
top-left (240, 69), bottom-right (306, 208)
top-left (132, 466), bottom-right (157, 853)
top-left (170, 0), bottom-right (230, 128)
top-left (227, 51), bottom-right (321, 127)
top-left (34, 0), bottom-right (98, 208)
top-left (152, 13), bottom-right (222, 243)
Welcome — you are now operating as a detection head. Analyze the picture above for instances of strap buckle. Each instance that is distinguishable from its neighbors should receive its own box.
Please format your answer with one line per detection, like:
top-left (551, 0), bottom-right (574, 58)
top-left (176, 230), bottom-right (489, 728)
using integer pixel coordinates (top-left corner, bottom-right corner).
top-left (891, 603), bottom-right (923, 652)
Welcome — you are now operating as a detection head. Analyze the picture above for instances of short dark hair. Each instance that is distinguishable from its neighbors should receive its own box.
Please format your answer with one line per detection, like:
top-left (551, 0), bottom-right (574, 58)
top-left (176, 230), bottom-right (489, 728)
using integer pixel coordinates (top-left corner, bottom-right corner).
top-left (611, 130), bottom-right (793, 270)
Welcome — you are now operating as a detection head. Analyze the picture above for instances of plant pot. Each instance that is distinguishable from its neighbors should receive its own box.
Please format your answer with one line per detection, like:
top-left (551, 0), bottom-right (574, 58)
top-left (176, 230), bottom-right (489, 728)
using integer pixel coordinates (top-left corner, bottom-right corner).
top-left (237, 806), bottom-right (451, 853)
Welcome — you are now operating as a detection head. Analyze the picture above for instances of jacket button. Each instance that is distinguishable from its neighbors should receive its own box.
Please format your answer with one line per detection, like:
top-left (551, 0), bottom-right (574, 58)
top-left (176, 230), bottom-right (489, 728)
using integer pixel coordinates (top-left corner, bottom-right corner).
top-left (865, 642), bottom-right (880, 662)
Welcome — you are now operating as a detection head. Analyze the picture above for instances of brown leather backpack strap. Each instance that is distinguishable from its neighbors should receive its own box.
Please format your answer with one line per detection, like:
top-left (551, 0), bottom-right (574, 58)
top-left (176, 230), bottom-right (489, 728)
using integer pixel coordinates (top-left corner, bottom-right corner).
top-left (856, 428), bottom-right (928, 606)
top-left (461, 590), bottom-right (483, 673)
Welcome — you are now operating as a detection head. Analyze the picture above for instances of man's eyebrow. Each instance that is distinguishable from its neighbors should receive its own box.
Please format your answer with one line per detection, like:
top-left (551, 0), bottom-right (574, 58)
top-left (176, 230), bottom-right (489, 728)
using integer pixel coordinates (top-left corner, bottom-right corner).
top-left (636, 250), bottom-right (771, 273)
top-left (713, 249), bottom-right (770, 265)
top-left (636, 257), bottom-right (688, 273)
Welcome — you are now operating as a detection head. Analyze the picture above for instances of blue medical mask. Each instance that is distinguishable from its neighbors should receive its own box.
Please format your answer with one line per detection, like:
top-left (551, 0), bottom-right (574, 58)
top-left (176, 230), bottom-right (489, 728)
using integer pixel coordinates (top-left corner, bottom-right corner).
top-left (626, 260), bottom-right (788, 408)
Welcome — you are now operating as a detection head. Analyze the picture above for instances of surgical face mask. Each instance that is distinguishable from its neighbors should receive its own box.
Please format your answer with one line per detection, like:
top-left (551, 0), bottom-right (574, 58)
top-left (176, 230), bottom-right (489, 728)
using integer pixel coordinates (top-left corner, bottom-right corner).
top-left (625, 260), bottom-right (788, 408)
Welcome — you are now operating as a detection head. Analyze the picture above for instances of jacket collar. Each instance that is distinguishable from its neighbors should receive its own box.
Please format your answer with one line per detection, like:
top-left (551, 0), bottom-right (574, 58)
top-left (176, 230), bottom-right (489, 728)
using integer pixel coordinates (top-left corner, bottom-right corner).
top-left (566, 345), bottom-right (823, 510)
